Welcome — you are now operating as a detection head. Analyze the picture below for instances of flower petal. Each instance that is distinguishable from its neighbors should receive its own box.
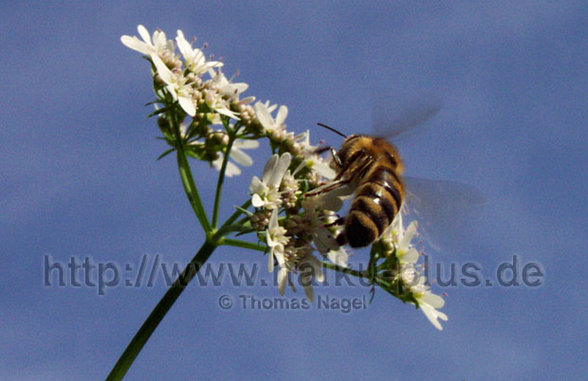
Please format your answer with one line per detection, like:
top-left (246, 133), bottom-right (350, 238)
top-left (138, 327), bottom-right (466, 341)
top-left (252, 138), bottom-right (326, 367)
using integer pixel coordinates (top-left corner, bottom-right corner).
top-left (235, 139), bottom-right (259, 149)
top-left (121, 36), bottom-right (149, 55)
top-left (278, 267), bottom-right (288, 295)
top-left (268, 208), bottom-right (278, 229)
top-left (314, 228), bottom-right (339, 252)
top-left (249, 176), bottom-right (263, 193)
top-left (230, 147), bottom-right (253, 167)
top-left (420, 303), bottom-right (448, 330)
top-left (268, 249), bottom-right (275, 273)
top-left (303, 283), bottom-right (314, 302)
top-left (404, 248), bottom-right (420, 264)
top-left (399, 221), bottom-right (418, 249)
top-left (311, 159), bottom-right (337, 180)
top-left (268, 153), bottom-right (291, 188)
top-left (254, 102), bottom-right (272, 129)
top-left (178, 95), bottom-right (196, 117)
top-left (276, 105), bottom-right (288, 125)
top-left (150, 54), bottom-right (174, 84)
top-left (251, 193), bottom-right (264, 208)
top-left (224, 161), bottom-right (241, 177)
top-left (420, 292), bottom-right (445, 309)
top-left (327, 248), bottom-right (349, 268)
top-left (261, 154), bottom-right (278, 185)
top-left (175, 30), bottom-right (191, 59)
top-left (137, 25), bottom-right (151, 44)
top-left (215, 106), bottom-right (240, 120)
top-left (307, 255), bottom-right (325, 283)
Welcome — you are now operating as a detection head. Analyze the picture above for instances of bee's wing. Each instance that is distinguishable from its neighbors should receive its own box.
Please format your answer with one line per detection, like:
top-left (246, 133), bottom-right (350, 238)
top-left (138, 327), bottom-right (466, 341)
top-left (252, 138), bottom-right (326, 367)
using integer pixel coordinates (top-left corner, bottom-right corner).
top-left (371, 92), bottom-right (442, 140)
top-left (403, 176), bottom-right (487, 253)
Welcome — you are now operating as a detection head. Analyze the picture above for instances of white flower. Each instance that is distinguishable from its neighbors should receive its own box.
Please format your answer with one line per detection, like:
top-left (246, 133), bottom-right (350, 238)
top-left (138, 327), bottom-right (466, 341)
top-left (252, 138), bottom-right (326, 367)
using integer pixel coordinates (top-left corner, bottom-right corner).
top-left (250, 153), bottom-right (292, 209)
top-left (278, 244), bottom-right (325, 302)
top-left (305, 154), bottom-right (337, 180)
top-left (266, 209), bottom-right (289, 272)
top-left (294, 131), bottom-right (337, 180)
top-left (212, 138), bottom-right (259, 177)
top-left (279, 170), bottom-right (298, 194)
top-left (300, 198), bottom-right (340, 254)
top-left (379, 212), bottom-right (447, 329)
top-left (176, 30), bottom-right (223, 75)
top-left (254, 101), bottom-right (288, 134)
top-left (203, 89), bottom-right (240, 120)
top-left (297, 253), bottom-right (325, 302)
top-left (121, 25), bottom-right (174, 58)
top-left (150, 54), bottom-right (196, 116)
top-left (395, 220), bottom-right (420, 265)
top-left (411, 278), bottom-right (448, 330)
top-left (208, 69), bottom-right (250, 103)
top-left (327, 247), bottom-right (349, 268)
top-left (383, 213), bottom-right (419, 265)
top-left (399, 262), bottom-right (419, 286)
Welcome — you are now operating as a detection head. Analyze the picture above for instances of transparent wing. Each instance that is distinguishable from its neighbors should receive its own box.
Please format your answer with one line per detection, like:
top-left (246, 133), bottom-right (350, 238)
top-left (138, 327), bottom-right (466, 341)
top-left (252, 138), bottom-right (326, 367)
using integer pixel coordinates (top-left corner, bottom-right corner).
top-left (403, 176), bottom-right (487, 253)
top-left (371, 91), bottom-right (442, 141)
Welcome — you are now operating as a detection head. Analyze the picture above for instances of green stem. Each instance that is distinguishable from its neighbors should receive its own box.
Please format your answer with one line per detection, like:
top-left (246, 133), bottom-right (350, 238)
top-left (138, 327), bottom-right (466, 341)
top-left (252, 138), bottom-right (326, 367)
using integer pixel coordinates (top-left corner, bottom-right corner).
top-left (217, 200), bottom-right (252, 235)
top-left (106, 240), bottom-right (217, 381)
top-left (212, 125), bottom-right (236, 228)
top-left (321, 261), bottom-right (367, 279)
top-left (173, 122), bottom-right (211, 233)
top-left (221, 238), bottom-right (266, 252)
top-left (224, 200), bottom-right (252, 226)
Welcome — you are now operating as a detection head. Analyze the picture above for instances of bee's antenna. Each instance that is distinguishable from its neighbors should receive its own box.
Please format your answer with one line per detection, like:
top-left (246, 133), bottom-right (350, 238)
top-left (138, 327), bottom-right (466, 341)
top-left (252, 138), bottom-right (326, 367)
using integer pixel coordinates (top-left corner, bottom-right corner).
top-left (317, 122), bottom-right (347, 138)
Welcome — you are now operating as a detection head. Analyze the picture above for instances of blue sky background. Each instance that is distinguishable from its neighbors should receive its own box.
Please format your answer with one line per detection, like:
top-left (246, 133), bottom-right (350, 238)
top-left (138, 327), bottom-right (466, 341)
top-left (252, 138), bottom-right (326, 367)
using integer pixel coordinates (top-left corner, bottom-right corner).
top-left (1, 1), bottom-right (587, 380)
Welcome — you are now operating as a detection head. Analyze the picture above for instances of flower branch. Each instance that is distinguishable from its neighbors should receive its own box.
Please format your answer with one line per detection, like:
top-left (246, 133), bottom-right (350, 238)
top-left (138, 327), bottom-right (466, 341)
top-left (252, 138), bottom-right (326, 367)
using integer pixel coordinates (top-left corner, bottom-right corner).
top-left (172, 120), bottom-right (212, 233)
top-left (114, 23), bottom-right (450, 380)
top-left (212, 117), bottom-right (239, 228)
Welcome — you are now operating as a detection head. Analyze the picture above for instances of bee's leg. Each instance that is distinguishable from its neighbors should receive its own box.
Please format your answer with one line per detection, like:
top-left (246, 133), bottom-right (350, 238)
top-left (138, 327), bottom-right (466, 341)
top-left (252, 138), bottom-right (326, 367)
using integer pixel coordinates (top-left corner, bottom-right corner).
top-left (314, 146), bottom-right (343, 168)
top-left (306, 178), bottom-right (350, 197)
top-left (336, 231), bottom-right (348, 246)
top-left (314, 145), bottom-right (332, 155)
top-left (325, 217), bottom-right (347, 246)
top-left (354, 154), bottom-right (374, 179)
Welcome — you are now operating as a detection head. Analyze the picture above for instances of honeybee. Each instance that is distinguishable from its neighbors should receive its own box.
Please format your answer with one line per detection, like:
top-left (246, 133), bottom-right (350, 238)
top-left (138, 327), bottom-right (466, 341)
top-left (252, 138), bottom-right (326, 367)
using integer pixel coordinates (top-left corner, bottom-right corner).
top-left (309, 94), bottom-right (484, 250)
top-left (309, 132), bottom-right (406, 247)
top-left (308, 130), bottom-right (406, 247)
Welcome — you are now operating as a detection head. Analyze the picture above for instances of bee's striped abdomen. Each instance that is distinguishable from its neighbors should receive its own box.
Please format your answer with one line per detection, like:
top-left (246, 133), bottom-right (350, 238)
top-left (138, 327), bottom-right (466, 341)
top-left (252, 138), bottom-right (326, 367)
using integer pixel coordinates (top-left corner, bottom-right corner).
top-left (345, 165), bottom-right (404, 248)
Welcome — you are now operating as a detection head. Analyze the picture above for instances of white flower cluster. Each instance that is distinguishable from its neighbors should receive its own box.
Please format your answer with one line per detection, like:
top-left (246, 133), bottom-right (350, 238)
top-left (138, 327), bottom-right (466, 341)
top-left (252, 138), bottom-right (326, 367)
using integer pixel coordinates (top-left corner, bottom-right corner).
top-left (250, 149), bottom-right (348, 302)
top-left (123, 25), bottom-right (447, 330)
top-left (242, 86), bottom-right (352, 303)
top-left (251, 141), bottom-right (448, 329)
top-left (122, 26), bottom-right (346, 299)
top-left (122, 26), bottom-right (285, 177)
top-left (380, 214), bottom-right (448, 330)
top-left (122, 26), bottom-right (238, 118)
